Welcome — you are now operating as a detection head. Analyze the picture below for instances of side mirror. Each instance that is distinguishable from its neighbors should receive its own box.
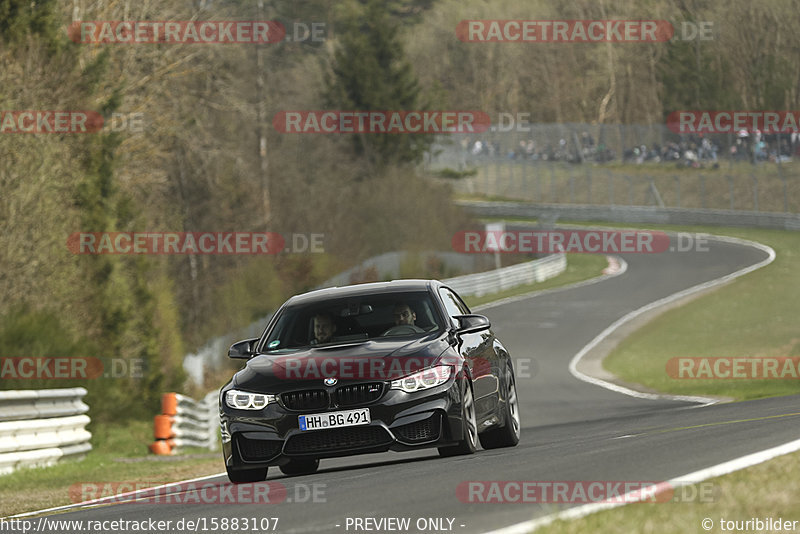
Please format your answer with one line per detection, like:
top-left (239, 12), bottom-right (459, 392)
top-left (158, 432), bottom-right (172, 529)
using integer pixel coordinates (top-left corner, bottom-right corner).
top-left (228, 338), bottom-right (258, 359)
top-left (454, 314), bottom-right (491, 334)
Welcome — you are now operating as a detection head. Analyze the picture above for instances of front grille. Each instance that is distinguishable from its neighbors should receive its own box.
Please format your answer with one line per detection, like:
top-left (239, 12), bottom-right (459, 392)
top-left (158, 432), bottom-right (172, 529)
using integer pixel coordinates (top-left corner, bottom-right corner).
top-left (284, 426), bottom-right (392, 454)
top-left (394, 414), bottom-right (441, 443)
top-left (237, 437), bottom-right (283, 462)
top-left (281, 390), bottom-right (329, 411)
top-left (333, 383), bottom-right (384, 407)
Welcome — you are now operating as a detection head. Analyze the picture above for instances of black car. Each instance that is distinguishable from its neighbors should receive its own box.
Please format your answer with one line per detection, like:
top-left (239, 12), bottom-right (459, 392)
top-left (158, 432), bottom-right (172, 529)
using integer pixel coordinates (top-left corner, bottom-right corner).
top-left (219, 279), bottom-right (520, 482)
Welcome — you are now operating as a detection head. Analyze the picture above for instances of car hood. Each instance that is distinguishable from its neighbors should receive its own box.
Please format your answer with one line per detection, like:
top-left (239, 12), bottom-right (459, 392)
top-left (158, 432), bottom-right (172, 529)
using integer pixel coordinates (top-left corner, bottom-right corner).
top-left (232, 334), bottom-right (452, 392)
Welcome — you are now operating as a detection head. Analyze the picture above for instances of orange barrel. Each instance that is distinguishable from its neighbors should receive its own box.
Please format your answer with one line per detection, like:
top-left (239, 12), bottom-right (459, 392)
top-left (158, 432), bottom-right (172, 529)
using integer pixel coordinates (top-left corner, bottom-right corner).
top-left (154, 414), bottom-right (175, 439)
top-left (161, 392), bottom-right (178, 415)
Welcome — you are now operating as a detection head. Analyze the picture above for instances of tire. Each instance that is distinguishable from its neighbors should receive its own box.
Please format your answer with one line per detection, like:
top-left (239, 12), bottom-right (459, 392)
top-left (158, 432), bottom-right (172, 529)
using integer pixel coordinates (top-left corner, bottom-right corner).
top-left (438, 379), bottom-right (478, 457)
top-left (479, 362), bottom-right (521, 449)
top-left (226, 466), bottom-right (268, 483)
top-left (279, 458), bottom-right (320, 476)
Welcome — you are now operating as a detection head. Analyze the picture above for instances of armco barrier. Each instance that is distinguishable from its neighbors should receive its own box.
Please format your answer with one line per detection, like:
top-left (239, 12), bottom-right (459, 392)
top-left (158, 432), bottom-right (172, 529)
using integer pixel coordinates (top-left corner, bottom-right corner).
top-left (442, 253), bottom-right (566, 297)
top-left (457, 200), bottom-right (800, 231)
top-left (150, 391), bottom-right (218, 455)
top-left (0, 388), bottom-right (92, 475)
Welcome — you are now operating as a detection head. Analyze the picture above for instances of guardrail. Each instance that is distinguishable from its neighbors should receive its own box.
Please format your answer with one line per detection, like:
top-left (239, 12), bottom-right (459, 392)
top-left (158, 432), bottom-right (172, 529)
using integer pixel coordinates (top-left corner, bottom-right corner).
top-left (458, 200), bottom-right (800, 231)
top-left (443, 253), bottom-right (566, 297)
top-left (0, 388), bottom-right (92, 475)
top-left (150, 391), bottom-right (218, 455)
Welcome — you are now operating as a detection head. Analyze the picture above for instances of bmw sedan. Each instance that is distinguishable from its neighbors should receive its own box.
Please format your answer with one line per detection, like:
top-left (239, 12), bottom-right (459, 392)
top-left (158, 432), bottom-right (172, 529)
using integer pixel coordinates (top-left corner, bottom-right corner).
top-left (219, 279), bottom-right (520, 482)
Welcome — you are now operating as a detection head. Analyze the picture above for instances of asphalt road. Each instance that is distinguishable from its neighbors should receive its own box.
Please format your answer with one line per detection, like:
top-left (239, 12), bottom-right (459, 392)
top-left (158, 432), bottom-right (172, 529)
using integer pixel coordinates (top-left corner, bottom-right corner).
top-left (25, 231), bottom-right (800, 534)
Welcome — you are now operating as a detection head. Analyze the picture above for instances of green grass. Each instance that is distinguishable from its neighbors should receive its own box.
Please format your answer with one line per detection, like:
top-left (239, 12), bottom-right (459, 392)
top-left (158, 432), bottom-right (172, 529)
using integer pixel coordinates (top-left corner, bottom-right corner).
top-left (0, 420), bottom-right (223, 517)
top-left (534, 448), bottom-right (800, 534)
top-left (464, 253), bottom-right (610, 309)
top-left (602, 226), bottom-right (800, 401)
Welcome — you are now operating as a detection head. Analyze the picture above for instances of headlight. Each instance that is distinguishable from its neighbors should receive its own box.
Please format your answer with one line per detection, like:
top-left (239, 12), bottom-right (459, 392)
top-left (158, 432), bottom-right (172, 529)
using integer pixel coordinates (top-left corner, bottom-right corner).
top-left (390, 365), bottom-right (453, 393)
top-left (224, 389), bottom-right (274, 410)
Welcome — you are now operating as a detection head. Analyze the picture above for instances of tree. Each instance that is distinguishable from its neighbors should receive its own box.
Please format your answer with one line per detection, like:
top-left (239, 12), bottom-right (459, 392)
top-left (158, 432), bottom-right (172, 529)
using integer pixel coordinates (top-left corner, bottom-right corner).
top-left (0, 0), bottom-right (62, 51)
top-left (324, 0), bottom-right (432, 169)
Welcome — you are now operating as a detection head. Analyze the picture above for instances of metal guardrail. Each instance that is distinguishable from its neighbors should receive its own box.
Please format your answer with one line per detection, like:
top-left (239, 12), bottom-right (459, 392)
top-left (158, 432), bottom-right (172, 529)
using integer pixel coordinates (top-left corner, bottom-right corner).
top-left (458, 200), bottom-right (800, 231)
top-left (0, 388), bottom-right (92, 475)
top-left (443, 254), bottom-right (567, 297)
top-left (150, 391), bottom-right (219, 455)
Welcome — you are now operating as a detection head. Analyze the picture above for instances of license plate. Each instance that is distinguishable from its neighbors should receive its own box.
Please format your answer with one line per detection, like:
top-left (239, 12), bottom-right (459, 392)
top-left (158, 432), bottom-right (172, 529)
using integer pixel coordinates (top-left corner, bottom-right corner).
top-left (298, 408), bottom-right (371, 431)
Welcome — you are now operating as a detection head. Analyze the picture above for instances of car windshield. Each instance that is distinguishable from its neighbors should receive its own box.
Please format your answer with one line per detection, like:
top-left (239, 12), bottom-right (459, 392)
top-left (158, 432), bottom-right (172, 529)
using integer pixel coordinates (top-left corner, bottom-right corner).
top-left (261, 291), bottom-right (443, 352)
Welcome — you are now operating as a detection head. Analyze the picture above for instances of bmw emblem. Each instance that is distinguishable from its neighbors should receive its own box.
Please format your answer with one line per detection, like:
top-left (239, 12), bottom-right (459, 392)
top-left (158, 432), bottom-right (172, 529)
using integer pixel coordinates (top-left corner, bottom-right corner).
top-left (324, 377), bottom-right (338, 386)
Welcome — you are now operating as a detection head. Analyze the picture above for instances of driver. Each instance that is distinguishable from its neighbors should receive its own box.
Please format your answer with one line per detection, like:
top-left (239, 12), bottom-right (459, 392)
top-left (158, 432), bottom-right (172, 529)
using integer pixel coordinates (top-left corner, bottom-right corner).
top-left (392, 303), bottom-right (417, 326)
top-left (311, 313), bottom-right (337, 344)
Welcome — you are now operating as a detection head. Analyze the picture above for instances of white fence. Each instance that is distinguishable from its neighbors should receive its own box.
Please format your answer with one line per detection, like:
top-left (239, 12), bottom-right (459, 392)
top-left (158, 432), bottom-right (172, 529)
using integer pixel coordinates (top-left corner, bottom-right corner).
top-left (443, 253), bottom-right (567, 297)
top-left (0, 388), bottom-right (92, 475)
top-left (150, 391), bottom-right (218, 455)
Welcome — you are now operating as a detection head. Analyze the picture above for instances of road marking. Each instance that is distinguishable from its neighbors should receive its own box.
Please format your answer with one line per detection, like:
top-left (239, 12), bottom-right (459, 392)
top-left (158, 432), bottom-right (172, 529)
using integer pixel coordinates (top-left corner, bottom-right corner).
top-left (638, 411), bottom-right (800, 437)
top-left (4, 472), bottom-right (226, 519)
top-left (568, 233), bottom-right (776, 406)
top-left (484, 436), bottom-right (800, 534)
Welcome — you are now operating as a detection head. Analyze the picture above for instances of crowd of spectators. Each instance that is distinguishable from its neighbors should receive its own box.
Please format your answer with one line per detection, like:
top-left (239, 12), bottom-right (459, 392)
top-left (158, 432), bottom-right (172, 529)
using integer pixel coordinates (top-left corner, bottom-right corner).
top-left (459, 130), bottom-right (799, 167)
top-left (460, 132), bottom-right (614, 163)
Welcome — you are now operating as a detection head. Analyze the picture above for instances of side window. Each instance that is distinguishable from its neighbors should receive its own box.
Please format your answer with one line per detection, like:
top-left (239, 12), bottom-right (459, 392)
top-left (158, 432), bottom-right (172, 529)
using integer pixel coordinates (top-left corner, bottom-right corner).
top-left (439, 288), bottom-right (470, 326)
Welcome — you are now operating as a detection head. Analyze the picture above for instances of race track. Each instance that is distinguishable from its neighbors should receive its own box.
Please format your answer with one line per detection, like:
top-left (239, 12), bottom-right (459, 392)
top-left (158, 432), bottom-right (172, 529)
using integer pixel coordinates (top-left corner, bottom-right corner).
top-left (25, 231), bottom-right (800, 534)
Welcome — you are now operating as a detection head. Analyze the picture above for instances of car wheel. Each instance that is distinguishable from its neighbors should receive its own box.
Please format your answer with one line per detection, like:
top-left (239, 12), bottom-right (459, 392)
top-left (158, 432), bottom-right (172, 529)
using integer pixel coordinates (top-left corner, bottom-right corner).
top-left (438, 379), bottom-right (478, 457)
top-left (479, 362), bottom-right (521, 449)
top-left (226, 466), bottom-right (268, 483)
top-left (279, 458), bottom-right (320, 476)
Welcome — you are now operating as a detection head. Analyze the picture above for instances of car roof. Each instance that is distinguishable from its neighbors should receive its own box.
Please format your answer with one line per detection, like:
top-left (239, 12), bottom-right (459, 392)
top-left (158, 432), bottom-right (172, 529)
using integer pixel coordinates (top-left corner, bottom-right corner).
top-left (285, 279), bottom-right (444, 306)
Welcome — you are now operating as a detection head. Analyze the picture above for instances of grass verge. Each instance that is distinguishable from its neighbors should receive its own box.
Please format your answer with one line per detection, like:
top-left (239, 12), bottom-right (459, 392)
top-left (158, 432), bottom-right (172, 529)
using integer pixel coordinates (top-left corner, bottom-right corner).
top-left (600, 226), bottom-right (799, 401)
top-left (0, 420), bottom-right (223, 517)
top-left (534, 448), bottom-right (800, 534)
top-left (477, 217), bottom-right (800, 400)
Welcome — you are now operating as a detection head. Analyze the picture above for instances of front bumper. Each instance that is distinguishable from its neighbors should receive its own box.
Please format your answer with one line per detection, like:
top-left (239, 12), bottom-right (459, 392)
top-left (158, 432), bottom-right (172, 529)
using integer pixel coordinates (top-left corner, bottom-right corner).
top-left (220, 380), bottom-right (464, 470)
